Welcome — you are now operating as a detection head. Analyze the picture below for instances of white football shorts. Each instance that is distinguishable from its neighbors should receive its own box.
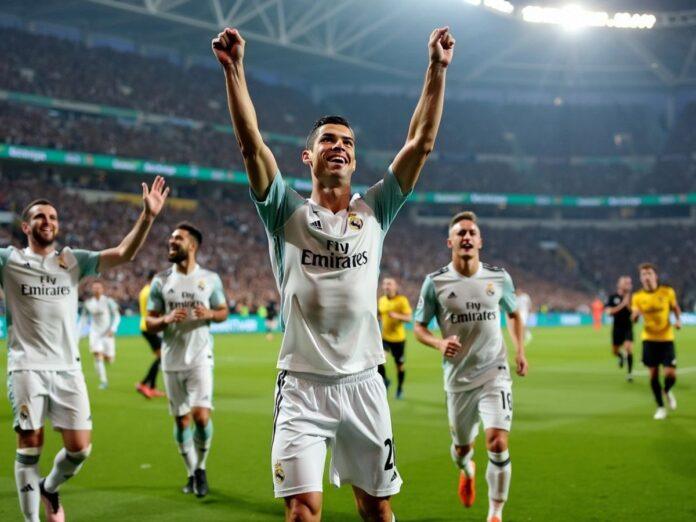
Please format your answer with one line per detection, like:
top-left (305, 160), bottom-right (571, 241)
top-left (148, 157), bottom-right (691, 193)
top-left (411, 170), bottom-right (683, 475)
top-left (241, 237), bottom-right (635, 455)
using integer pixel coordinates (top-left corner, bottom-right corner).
top-left (7, 370), bottom-right (92, 431)
top-left (447, 374), bottom-right (513, 446)
top-left (271, 368), bottom-right (402, 498)
top-left (163, 366), bottom-right (214, 417)
top-left (89, 334), bottom-right (116, 359)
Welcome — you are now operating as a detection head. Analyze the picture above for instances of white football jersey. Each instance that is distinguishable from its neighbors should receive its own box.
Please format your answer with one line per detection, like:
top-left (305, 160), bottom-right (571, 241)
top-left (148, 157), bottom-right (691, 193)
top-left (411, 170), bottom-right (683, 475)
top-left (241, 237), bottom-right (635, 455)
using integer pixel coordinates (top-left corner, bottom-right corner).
top-left (82, 296), bottom-right (120, 338)
top-left (252, 169), bottom-right (409, 376)
top-left (0, 246), bottom-right (100, 371)
top-left (415, 262), bottom-right (518, 392)
top-left (147, 264), bottom-right (226, 371)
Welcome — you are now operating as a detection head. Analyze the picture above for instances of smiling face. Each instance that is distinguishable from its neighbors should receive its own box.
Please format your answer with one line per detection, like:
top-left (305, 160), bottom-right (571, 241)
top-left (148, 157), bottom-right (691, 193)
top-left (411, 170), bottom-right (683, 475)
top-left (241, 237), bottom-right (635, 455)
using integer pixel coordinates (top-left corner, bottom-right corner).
top-left (448, 219), bottom-right (482, 262)
top-left (301, 123), bottom-right (356, 187)
top-left (167, 228), bottom-right (197, 264)
top-left (22, 204), bottom-right (59, 248)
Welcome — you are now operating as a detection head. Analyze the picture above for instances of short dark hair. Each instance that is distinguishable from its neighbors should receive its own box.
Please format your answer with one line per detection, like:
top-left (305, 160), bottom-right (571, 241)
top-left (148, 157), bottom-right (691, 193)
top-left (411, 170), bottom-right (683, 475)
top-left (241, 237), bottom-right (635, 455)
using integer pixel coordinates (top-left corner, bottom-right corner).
top-left (175, 222), bottom-right (203, 246)
top-left (449, 210), bottom-right (478, 229)
top-left (22, 199), bottom-right (55, 222)
top-left (639, 262), bottom-right (657, 273)
top-left (305, 115), bottom-right (352, 149)
top-left (147, 270), bottom-right (157, 280)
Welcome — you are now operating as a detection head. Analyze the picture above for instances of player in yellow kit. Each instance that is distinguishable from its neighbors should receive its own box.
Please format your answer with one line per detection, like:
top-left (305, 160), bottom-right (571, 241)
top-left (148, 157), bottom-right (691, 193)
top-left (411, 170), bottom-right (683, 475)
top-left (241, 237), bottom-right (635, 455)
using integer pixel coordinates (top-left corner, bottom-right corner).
top-left (378, 277), bottom-right (413, 399)
top-left (136, 271), bottom-right (165, 399)
top-left (631, 263), bottom-right (682, 420)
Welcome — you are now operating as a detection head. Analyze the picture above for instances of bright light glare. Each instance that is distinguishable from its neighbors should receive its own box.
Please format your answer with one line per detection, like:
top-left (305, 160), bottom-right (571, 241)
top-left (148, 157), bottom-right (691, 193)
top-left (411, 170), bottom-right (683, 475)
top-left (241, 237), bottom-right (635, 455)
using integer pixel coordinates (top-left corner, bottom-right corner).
top-left (521, 5), bottom-right (656, 30)
top-left (484, 0), bottom-right (514, 15)
top-left (463, 0), bottom-right (482, 6)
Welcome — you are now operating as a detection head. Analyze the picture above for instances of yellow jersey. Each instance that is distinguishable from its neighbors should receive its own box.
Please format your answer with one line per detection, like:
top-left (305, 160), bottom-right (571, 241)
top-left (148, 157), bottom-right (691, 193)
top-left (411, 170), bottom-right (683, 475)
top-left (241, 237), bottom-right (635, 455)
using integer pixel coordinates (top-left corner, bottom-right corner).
top-left (139, 284), bottom-right (151, 332)
top-left (378, 294), bottom-right (412, 343)
top-left (631, 286), bottom-right (677, 341)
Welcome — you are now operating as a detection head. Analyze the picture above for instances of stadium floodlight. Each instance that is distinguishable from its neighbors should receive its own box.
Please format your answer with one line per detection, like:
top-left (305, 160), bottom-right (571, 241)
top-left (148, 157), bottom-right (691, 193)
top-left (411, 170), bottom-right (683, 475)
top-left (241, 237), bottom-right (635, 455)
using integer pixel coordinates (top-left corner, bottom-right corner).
top-left (484, 0), bottom-right (514, 15)
top-left (521, 4), bottom-right (656, 30)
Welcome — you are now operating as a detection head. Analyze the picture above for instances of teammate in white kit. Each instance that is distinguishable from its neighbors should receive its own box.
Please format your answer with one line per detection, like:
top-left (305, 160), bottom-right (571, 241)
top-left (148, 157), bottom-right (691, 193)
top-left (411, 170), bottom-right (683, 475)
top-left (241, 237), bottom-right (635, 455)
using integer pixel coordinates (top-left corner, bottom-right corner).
top-left (80, 281), bottom-right (121, 389)
top-left (0, 177), bottom-right (169, 522)
top-left (515, 289), bottom-right (532, 345)
top-left (213, 25), bottom-right (454, 521)
top-left (146, 222), bottom-right (229, 498)
top-left (414, 211), bottom-right (528, 522)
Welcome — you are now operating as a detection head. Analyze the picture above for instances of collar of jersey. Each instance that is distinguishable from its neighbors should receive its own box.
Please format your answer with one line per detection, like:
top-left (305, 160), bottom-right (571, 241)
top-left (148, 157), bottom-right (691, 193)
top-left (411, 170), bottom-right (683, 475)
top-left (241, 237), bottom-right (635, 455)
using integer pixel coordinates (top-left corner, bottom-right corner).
top-left (449, 261), bottom-right (483, 279)
top-left (23, 246), bottom-right (58, 261)
top-left (172, 262), bottom-right (200, 276)
top-left (307, 193), bottom-right (362, 216)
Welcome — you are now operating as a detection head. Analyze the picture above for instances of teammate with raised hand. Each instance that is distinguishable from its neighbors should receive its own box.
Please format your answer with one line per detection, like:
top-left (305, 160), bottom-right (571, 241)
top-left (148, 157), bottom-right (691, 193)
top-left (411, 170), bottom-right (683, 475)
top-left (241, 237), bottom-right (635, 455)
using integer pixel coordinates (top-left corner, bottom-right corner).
top-left (213, 25), bottom-right (454, 522)
top-left (1, 177), bottom-right (168, 522)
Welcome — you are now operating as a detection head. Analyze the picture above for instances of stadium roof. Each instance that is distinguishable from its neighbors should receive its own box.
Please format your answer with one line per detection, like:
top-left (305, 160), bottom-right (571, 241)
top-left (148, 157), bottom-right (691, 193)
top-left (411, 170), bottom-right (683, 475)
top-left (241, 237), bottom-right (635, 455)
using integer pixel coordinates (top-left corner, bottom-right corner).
top-left (5, 0), bottom-right (696, 91)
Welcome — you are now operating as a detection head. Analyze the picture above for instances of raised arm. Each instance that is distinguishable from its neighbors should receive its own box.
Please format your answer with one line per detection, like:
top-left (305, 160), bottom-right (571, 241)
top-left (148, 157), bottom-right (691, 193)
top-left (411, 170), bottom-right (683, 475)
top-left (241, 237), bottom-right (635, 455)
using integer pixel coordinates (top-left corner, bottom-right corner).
top-left (390, 27), bottom-right (454, 194)
top-left (213, 28), bottom-right (278, 199)
top-left (506, 311), bottom-right (528, 376)
top-left (99, 176), bottom-right (169, 271)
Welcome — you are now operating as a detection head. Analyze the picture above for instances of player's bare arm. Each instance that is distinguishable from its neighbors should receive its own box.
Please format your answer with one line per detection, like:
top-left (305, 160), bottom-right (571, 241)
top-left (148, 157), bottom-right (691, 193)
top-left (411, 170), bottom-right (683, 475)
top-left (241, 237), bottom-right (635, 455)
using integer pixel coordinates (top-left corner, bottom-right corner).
top-left (506, 311), bottom-right (528, 376)
top-left (146, 308), bottom-right (187, 333)
top-left (213, 28), bottom-right (278, 199)
top-left (390, 27), bottom-right (454, 193)
top-left (672, 299), bottom-right (682, 329)
top-left (99, 176), bottom-right (170, 271)
top-left (194, 303), bottom-right (230, 323)
top-left (388, 311), bottom-right (413, 322)
top-left (414, 323), bottom-right (462, 358)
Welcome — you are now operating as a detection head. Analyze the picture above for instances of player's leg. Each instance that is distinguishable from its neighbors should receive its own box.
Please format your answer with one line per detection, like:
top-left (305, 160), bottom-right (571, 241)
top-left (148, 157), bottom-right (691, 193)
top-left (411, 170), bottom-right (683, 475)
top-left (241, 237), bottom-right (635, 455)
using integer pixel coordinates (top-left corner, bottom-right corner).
top-left (352, 487), bottom-right (393, 522)
top-left (378, 341), bottom-right (390, 389)
top-left (663, 342), bottom-right (677, 410)
top-left (479, 377), bottom-right (514, 522)
top-left (42, 371), bottom-right (94, 521)
top-left (643, 341), bottom-right (667, 418)
top-left (611, 329), bottom-right (625, 368)
top-left (332, 371), bottom-right (401, 520)
top-left (624, 339), bottom-right (634, 381)
top-left (272, 372), bottom-right (333, 521)
top-left (91, 339), bottom-right (108, 389)
top-left (447, 389), bottom-right (480, 507)
top-left (392, 342), bottom-right (406, 400)
top-left (164, 371), bottom-right (197, 490)
top-left (10, 370), bottom-right (47, 522)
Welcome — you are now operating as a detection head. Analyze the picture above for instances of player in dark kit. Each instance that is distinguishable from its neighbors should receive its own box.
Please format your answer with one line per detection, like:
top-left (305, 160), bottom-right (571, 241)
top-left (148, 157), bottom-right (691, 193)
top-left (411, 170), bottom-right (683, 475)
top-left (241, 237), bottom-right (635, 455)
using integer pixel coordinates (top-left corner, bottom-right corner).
top-left (605, 275), bottom-right (634, 381)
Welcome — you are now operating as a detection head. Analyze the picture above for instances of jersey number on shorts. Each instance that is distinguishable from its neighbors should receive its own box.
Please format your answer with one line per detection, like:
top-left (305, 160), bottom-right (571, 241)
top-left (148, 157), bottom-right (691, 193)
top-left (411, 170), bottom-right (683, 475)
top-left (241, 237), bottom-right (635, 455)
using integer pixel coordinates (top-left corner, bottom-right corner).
top-left (500, 391), bottom-right (513, 411)
top-left (384, 438), bottom-right (396, 471)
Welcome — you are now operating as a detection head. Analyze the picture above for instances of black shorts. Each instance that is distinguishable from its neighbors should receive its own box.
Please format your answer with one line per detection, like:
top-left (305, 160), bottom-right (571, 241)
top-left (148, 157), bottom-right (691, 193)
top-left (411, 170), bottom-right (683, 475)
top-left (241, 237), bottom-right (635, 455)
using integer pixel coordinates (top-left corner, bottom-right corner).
top-left (642, 341), bottom-right (676, 368)
top-left (382, 340), bottom-right (406, 365)
top-left (612, 327), bottom-right (633, 346)
top-left (141, 331), bottom-right (162, 351)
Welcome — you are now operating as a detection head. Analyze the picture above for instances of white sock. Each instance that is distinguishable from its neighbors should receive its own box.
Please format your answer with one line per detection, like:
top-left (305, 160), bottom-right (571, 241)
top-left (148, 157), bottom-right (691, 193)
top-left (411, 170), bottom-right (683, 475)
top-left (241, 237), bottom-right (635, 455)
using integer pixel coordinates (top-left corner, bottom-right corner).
top-left (193, 421), bottom-right (213, 470)
top-left (44, 445), bottom-right (92, 493)
top-left (486, 450), bottom-right (511, 519)
top-left (174, 425), bottom-right (196, 476)
top-left (94, 358), bottom-right (107, 384)
top-left (15, 447), bottom-right (41, 522)
top-left (451, 444), bottom-right (475, 477)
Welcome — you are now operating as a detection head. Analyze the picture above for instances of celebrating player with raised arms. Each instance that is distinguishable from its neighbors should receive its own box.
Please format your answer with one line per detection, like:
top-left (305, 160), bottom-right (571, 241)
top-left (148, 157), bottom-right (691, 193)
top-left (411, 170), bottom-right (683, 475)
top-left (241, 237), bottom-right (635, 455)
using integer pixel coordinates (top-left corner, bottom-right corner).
top-left (1, 177), bottom-right (169, 522)
top-left (80, 280), bottom-right (121, 389)
top-left (414, 211), bottom-right (528, 522)
top-left (213, 24), bottom-right (454, 522)
top-left (146, 223), bottom-right (229, 498)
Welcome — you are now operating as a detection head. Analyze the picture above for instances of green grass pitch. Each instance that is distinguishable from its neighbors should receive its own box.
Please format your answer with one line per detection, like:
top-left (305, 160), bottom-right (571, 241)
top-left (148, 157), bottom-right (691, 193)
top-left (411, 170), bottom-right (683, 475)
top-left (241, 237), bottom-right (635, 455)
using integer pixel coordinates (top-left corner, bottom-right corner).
top-left (0, 326), bottom-right (694, 521)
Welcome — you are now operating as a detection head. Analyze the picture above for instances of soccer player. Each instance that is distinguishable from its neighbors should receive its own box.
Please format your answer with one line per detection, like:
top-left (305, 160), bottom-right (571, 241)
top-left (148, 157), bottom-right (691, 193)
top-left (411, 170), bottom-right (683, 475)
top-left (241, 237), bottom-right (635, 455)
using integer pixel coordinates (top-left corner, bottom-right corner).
top-left (146, 222), bottom-right (229, 498)
top-left (377, 277), bottom-right (412, 399)
top-left (265, 295), bottom-right (279, 341)
top-left (213, 24), bottom-right (454, 522)
top-left (631, 263), bottom-right (682, 420)
top-left (80, 280), bottom-right (121, 389)
top-left (514, 289), bottom-right (532, 345)
top-left (1, 177), bottom-right (169, 522)
top-left (136, 270), bottom-right (165, 398)
top-left (414, 211), bottom-right (528, 522)
top-left (605, 275), bottom-right (634, 381)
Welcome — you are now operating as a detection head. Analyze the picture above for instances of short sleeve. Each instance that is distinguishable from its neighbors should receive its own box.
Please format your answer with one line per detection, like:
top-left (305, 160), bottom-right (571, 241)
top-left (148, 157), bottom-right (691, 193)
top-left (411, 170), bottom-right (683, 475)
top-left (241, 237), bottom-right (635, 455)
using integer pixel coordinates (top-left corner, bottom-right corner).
top-left (147, 276), bottom-right (165, 314)
top-left (414, 276), bottom-right (438, 325)
top-left (250, 172), bottom-right (304, 235)
top-left (500, 271), bottom-right (518, 314)
top-left (209, 274), bottom-right (226, 309)
top-left (668, 287), bottom-right (677, 307)
top-left (0, 247), bottom-right (11, 288)
top-left (72, 249), bottom-right (100, 278)
top-left (362, 167), bottom-right (412, 231)
top-left (630, 293), bottom-right (639, 311)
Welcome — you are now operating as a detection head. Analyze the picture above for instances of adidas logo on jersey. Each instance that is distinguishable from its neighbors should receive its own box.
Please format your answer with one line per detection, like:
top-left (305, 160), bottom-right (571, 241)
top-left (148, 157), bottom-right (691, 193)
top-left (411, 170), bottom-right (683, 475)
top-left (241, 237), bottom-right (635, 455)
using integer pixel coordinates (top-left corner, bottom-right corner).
top-left (20, 484), bottom-right (34, 493)
top-left (309, 220), bottom-right (323, 230)
top-left (447, 291), bottom-right (457, 299)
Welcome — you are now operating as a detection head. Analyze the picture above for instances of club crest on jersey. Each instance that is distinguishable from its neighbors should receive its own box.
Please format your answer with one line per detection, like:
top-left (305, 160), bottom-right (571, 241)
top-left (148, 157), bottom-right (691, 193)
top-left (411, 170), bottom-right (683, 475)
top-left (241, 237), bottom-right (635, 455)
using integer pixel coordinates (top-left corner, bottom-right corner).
top-left (198, 280), bottom-right (206, 291)
top-left (485, 283), bottom-right (495, 296)
top-left (19, 405), bottom-right (29, 421)
top-left (274, 461), bottom-right (285, 483)
top-left (348, 213), bottom-right (363, 231)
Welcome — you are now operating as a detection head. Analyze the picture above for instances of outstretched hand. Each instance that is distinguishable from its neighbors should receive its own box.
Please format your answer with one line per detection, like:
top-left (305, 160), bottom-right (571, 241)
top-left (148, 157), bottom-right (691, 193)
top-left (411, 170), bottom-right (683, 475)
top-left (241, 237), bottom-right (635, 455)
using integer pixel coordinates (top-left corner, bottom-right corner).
top-left (429, 27), bottom-right (455, 67)
top-left (142, 176), bottom-right (169, 218)
top-left (212, 27), bottom-right (245, 67)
